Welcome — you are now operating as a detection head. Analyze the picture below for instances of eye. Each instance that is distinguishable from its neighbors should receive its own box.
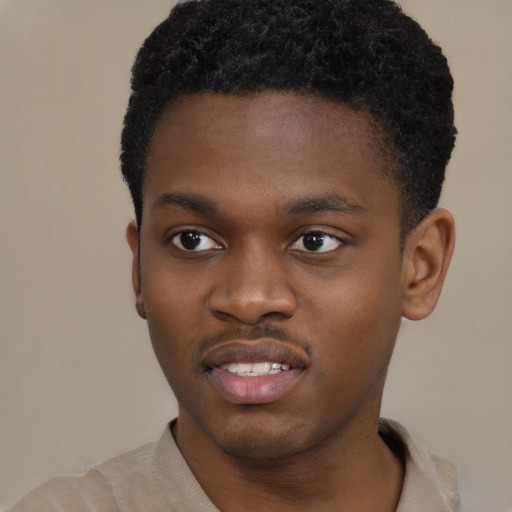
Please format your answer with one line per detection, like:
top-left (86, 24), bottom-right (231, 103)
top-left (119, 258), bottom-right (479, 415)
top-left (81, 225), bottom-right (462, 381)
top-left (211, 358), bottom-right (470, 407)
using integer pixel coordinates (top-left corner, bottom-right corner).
top-left (290, 231), bottom-right (342, 253)
top-left (171, 230), bottom-right (221, 252)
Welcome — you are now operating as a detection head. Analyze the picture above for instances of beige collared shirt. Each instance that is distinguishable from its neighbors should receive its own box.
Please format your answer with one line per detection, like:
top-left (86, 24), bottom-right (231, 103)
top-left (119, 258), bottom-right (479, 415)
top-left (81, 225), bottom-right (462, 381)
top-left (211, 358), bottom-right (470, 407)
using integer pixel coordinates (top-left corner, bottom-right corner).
top-left (5, 419), bottom-right (459, 511)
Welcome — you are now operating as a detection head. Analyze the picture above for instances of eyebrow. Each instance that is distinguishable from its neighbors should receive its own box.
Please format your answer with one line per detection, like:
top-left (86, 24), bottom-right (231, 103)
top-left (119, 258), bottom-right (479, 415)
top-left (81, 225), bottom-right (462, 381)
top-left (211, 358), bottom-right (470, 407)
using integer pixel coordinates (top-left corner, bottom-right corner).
top-left (150, 192), bottom-right (364, 218)
top-left (283, 194), bottom-right (364, 215)
top-left (151, 193), bottom-right (216, 215)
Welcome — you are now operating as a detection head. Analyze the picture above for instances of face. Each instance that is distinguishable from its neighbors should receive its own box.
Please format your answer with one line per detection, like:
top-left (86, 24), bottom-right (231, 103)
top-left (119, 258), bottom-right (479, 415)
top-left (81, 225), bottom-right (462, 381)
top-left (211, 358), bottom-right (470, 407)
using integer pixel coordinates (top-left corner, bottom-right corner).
top-left (132, 92), bottom-right (406, 460)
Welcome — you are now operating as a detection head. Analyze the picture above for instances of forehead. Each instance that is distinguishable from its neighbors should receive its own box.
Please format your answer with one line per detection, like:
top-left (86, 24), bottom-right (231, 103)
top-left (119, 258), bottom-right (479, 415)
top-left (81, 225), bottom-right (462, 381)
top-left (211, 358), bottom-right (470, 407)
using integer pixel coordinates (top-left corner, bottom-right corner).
top-left (149, 92), bottom-right (388, 165)
top-left (144, 91), bottom-right (399, 225)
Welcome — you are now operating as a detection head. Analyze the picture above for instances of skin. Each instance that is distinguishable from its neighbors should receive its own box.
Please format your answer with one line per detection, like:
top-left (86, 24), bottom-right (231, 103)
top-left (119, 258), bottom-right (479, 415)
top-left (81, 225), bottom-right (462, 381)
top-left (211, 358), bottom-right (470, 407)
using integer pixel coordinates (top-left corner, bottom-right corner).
top-left (127, 91), bottom-right (455, 511)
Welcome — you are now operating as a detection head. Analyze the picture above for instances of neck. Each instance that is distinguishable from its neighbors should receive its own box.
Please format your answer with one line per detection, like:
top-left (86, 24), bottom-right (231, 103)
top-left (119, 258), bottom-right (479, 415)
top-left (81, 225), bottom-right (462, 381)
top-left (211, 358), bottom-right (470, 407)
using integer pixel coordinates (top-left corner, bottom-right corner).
top-left (173, 414), bottom-right (404, 512)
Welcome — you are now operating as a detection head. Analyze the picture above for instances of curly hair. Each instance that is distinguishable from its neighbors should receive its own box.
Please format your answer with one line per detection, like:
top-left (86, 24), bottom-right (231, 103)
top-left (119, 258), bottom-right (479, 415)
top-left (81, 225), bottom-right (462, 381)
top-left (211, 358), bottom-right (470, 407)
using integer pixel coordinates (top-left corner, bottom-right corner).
top-left (121, 0), bottom-right (456, 237)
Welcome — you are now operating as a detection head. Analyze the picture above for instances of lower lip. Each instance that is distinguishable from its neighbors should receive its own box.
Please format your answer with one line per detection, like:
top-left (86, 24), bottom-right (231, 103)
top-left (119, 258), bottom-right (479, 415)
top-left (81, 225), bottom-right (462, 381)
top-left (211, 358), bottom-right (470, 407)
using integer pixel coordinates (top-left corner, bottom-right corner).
top-left (208, 368), bottom-right (303, 405)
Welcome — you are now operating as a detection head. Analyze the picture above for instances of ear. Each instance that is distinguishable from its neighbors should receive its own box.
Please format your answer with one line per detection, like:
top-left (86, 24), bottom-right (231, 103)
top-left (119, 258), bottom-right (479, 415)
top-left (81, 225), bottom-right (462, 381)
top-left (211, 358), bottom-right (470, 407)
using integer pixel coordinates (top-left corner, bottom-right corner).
top-left (401, 208), bottom-right (455, 321)
top-left (126, 220), bottom-right (146, 319)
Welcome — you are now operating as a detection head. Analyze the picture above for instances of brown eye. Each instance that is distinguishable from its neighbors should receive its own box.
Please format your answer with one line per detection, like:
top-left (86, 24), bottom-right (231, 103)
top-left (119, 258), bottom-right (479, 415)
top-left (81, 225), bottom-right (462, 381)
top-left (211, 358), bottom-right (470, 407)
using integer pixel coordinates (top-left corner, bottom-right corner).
top-left (303, 232), bottom-right (326, 251)
top-left (291, 231), bottom-right (342, 253)
top-left (171, 230), bottom-right (221, 251)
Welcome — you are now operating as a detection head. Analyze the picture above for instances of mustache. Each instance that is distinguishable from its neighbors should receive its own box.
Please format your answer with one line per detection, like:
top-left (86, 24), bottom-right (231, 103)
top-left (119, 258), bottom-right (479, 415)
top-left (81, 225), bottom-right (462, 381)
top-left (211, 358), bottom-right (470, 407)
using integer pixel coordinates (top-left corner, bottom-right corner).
top-left (198, 324), bottom-right (310, 354)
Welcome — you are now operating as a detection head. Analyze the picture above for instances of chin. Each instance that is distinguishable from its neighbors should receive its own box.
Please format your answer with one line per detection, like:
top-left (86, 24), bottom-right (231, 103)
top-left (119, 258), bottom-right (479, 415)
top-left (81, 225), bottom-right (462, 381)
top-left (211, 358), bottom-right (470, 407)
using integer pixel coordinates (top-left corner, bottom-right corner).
top-left (201, 414), bottom-right (317, 461)
top-left (213, 433), bottom-right (308, 461)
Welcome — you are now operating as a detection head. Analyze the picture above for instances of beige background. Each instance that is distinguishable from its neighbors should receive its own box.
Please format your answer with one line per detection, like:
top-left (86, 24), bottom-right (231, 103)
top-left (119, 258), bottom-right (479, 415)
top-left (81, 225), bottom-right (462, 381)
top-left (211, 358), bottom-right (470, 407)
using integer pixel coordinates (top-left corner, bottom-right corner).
top-left (0, 0), bottom-right (510, 510)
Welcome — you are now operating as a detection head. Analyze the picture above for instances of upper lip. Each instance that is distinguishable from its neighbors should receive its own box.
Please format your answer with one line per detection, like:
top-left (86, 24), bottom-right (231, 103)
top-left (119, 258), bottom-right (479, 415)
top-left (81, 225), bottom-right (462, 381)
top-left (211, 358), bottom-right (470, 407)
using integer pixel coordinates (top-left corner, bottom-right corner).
top-left (202, 339), bottom-right (310, 370)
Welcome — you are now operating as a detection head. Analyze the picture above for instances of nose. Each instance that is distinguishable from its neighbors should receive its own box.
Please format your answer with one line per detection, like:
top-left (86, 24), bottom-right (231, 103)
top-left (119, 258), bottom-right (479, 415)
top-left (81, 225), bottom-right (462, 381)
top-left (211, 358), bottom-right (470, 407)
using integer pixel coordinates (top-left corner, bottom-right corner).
top-left (208, 244), bottom-right (297, 325)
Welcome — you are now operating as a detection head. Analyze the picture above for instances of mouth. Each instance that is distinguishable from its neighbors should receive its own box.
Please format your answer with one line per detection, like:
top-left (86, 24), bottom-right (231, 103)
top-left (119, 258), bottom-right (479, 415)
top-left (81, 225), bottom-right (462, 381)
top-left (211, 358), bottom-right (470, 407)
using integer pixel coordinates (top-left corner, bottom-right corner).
top-left (203, 339), bottom-right (309, 405)
top-left (220, 361), bottom-right (290, 376)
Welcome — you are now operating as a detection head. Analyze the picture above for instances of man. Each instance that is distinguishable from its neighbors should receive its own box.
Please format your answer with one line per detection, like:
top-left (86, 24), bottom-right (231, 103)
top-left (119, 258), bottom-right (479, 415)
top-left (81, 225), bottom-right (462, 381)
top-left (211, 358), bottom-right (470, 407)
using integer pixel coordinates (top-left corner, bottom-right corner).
top-left (8, 0), bottom-right (458, 510)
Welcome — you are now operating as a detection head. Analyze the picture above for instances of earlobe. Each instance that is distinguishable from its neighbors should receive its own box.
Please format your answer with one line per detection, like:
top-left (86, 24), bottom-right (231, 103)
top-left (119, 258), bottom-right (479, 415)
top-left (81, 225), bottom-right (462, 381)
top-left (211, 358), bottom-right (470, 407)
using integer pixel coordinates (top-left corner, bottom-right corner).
top-left (126, 220), bottom-right (146, 319)
top-left (401, 208), bottom-right (455, 321)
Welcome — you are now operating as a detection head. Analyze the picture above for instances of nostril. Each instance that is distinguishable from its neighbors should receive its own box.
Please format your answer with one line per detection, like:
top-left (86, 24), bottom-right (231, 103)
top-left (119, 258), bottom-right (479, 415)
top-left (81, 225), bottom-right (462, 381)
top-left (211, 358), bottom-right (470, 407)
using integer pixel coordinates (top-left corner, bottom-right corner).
top-left (261, 309), bottom-right (295, 321)
top-left (208, 286), bottom-right (297, 325)
top-left (207, 250), bottom-right (297, 324)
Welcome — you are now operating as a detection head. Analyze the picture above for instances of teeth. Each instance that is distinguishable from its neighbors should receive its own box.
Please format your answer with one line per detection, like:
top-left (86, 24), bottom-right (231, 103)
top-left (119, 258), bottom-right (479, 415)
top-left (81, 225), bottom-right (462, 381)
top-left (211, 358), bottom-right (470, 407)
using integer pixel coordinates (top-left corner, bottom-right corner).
top-left (237, 363), bottom-right (252, 373)
top-left (226, 363), bottom-right (239, 373)
top-left (252, 362), bottom-right (270, 373)
top-left (220, 362), bottom-right (291, 376)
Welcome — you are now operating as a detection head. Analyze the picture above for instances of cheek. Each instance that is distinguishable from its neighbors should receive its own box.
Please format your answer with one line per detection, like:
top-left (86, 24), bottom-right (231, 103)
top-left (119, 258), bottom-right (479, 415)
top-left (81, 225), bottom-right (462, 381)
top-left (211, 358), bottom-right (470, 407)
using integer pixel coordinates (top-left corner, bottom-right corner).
top-left (143, 257), bottom-right (207, 323)
top-left (142, 269), bottom-right (208, 371)
top-left (305, 265), bottom-right (403, 374)
top-left (145, 301), bottom-right (208, 407)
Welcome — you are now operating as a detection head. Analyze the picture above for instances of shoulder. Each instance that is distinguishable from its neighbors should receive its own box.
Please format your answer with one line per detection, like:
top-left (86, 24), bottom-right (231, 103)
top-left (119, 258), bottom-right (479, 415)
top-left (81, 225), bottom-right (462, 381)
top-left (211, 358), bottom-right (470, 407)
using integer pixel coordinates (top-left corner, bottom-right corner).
top-left (5, 439), bottom-right (159, 512)
top-left (5, 469), bottom-right (119, 512)
top-left (380, 418), bottom-right (460, 512)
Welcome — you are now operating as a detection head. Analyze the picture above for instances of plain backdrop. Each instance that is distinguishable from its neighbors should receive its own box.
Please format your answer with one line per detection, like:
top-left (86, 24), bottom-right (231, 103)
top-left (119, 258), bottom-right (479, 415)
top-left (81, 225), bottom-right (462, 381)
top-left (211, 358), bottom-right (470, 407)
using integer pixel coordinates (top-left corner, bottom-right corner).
top-left (1, 1), bottom-right (511, 510)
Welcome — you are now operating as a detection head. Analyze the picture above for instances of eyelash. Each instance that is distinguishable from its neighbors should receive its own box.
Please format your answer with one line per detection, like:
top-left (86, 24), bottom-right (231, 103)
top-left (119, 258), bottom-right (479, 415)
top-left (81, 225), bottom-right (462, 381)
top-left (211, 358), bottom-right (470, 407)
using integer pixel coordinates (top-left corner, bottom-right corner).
top-left (290, 230), bottom-right (344, 253)
top-left (168, 228), bottom-right (346, 254)
top-left (170, 229), bottom-right (222, 252)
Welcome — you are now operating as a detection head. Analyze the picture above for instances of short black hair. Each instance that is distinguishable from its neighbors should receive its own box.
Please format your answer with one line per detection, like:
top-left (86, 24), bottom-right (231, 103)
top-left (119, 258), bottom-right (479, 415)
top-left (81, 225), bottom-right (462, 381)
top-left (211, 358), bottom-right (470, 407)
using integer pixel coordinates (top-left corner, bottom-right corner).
top-left (121, 0), bottom-right (456, 237)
